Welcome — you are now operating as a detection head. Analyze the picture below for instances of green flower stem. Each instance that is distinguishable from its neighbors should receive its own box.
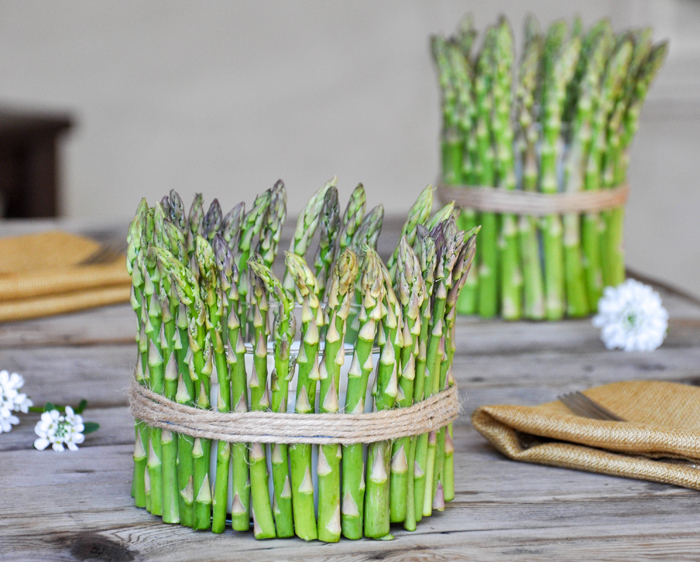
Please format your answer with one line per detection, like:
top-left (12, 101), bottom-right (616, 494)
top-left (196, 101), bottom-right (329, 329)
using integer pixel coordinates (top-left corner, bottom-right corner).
top-left (342, 250), bottom-right (385, 539)
top-left (175, 303), bottom-right (195, 527)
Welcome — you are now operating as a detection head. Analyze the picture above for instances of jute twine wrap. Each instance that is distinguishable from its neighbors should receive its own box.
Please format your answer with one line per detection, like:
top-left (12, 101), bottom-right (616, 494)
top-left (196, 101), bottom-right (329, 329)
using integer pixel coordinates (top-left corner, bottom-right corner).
top-left (472, 381), bottom-right (700, 491)
top-left (437, 183), bottom-right (629, 216)
top-left (128, 378), bottom-right (460, 445)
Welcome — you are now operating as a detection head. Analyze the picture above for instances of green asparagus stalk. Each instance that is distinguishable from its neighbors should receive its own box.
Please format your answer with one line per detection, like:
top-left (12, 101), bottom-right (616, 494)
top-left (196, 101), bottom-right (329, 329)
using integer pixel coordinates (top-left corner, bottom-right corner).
top-left (210, 235), bottom-right (233, 534)
top-left (515, 26), bottom-right (545, 319)
top-left (473, 28), bottom-right (499, 318)
top-left (314, 186), bottom-right (341, 301)
top-left (583, 39), bottom-right (633, 305)
top-left (247, 265), bottom-right (277, 539)
top-left (390, 238), bottom-right (425, 527)
top-left (247, 254), bottom-right (296, 538)
top-left (422, 218), bottom-right (464, 517)
top-left (351, 205), bottom-right (384, 253)
top-left (222, 201), bottom-right (246, 252)
top-left (223, 249), bottom-right (251, 532)
top-left (411, 225), bottom-right (436, 525)
top-left (387, 185), bottom-right (433, 280)
top-left (202, 199), bottom-right (223, 241)
top-left (431, 35), bottom-right (461, 187)
top-left (316, 249), bottom-right (358, 542)
top-left (603, 39), bottom-right (667, 288)
top-left (186, 193), bottom-right (204, 257)
top-left (562, 28), bottom-right (612, 317)
top-left (492, 18), bottom-right (522, 320)
top-left (285, 252), bottom-right (324, 541)
top-left (257, 180), bottom-right (287, 269)
top-left (540, 36), bottom-right (581, 320)
top-left (365, 260), bottom-right (402, 539)
top-left (341, 248), bottom-right (386, 539)
top-left (283, 176), bottom-right (336, 293)
top-left (337, 183), bottom-right (366, 257)
top-left (128, 199), bottom-right (149, 509)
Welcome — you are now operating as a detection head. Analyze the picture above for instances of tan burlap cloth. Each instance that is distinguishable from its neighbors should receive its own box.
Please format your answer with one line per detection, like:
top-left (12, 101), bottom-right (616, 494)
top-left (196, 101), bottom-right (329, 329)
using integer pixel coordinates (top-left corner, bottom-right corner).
top-left (0, 231), bottom-right (130, 322)
top-left (472, 381), bottom-right (700, 490)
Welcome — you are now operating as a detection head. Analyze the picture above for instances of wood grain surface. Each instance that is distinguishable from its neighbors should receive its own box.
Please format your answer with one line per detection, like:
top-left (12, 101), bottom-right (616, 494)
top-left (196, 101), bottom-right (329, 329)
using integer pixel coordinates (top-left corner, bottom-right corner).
top-left (1, 222), bottom-right (700, 561)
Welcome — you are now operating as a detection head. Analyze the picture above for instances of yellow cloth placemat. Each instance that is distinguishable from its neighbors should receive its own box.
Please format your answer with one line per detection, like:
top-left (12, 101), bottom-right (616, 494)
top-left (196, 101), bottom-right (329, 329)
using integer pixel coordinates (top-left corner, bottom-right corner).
top-left (472, 381), bottom-right (700, 490)
top-left (0, 231), bottom-right (131, 322)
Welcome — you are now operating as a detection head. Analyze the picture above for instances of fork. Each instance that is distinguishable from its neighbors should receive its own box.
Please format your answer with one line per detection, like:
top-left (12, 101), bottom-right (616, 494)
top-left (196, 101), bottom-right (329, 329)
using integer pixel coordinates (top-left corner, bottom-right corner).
top-left (77, 238), bottom-right (128, 266)
top-left (559, 390), bottom-right (700, 468)
top-left (558, 391), bottom-right (626, 421)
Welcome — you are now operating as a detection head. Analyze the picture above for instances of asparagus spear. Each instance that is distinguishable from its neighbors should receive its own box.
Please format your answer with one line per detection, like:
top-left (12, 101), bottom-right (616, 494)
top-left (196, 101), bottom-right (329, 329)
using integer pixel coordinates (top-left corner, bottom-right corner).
top-left (247, 255), bottom-right (296, 538)
top-left (386, 185), bottom-right (433, 279)
top-left (257, 181), bottom-right (287, 269)
top-left (317, 249), bottom-right (358, 542)
top-left (202, 199), bottom-right (222, 241)
top-left (127, 199), bottom-right (149, 509)
top-left (186, 193), bottom-right (204, 257)
top-left (582, 39), bottom-right (633, 306)
top-left (222, 201), bottom-right (246, 252)
top-left (540, 36), bottom-right (581, 320)
top-left (222, 243), bottom-right (251, 532)
top-left (285, 252), bottom-right (324, 541)
top-left (247, 263), bottom-right (277, 539)
top-left (337, 183), bottom-right (366, 256)
top-left (365, 259), bottom-right (402, 539)
top-left (351, 205), bottom-right (384, 253)
top-left (473, 27), bottom-right (499, 318)
top-left (562, 28), bottom-right (612, 317)
top-left (314, 186), bottom-right (341, 300)
top-left (492, 18), bottom-right (522, 320)
top-left (210, 235), bottom-right (233, 534)
top-left (411, 225), bottom-right (436, 525)
top-left (390, 238), bottom-right (425, 527)
top-left (283, 176), bottom-right (336, 293)
top-left (168, 189), bottom-right (187, 232)
top-left (603, 39), bottom-right (667, 288)
top-left (516, 27), bottom-right (545, 319)
top-left (341, 248), bottom-right (386, 539)
top-left (431, 35), bottom-right (462, 187)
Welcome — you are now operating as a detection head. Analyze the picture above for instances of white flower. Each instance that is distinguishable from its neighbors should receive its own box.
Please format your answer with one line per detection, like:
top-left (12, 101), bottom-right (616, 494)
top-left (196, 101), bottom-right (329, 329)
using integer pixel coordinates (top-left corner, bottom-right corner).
top-left (0, 370), bottom-right (33, 434)
top-left (593, 279), bottom-right (669, 352)
top-left (34, 406), bottom-right (85, 452)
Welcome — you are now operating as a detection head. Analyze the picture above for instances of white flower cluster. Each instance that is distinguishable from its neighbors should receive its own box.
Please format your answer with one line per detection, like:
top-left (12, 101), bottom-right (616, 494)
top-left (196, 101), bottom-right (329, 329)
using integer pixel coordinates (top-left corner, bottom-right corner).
top-left (593, 279), bottom-right (669, 352)
top-left (34, 406), bottom-right (85, 452)
top-left (0, 370), bottom-right (33, 433)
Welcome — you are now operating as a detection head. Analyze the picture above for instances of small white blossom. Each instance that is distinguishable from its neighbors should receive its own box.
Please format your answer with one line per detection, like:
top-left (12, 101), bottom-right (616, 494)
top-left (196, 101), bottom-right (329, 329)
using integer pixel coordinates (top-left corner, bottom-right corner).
top-left (0, 370), bottom-right (33, 434)
top-left (593, 279), bottom-right (668, 352)
top-left (34, 406), bottom-right (85, 452)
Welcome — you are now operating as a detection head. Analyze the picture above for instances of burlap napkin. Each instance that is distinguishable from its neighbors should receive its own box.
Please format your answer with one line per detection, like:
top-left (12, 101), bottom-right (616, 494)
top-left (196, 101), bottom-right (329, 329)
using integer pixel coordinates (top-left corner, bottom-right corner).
top-left (472, 381), bottom-right (700, 490)
top-left (0, 231), bottom-right (130, 322)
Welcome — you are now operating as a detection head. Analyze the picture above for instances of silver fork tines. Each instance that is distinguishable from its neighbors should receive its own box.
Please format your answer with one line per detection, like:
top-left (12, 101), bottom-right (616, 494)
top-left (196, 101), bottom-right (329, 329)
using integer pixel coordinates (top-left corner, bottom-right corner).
top-left (78, 239), bottom-right (128, 266)
top-left (558, 391), bottom-right (626, 422)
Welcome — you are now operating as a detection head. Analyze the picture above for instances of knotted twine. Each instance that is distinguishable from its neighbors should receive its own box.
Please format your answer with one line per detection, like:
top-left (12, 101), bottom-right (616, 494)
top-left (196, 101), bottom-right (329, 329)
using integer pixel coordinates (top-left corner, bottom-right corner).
top-left (437, 183), bottom-right (629, 216)
top-left (128, 378), bottom-right (460, 445)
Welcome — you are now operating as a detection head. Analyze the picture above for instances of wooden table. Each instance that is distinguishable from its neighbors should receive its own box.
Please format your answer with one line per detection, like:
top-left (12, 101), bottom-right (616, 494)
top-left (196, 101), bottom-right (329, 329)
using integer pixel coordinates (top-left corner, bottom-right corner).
top-left (2, 221), bottom-right (700, 561)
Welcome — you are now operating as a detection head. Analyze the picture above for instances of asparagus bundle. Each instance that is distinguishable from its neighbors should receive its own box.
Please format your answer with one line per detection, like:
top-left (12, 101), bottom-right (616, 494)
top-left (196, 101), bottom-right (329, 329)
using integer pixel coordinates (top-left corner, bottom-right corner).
top-left (128, 178), bottom-right (476, 540)
top-left (433, 14), bottom-right (667, 319)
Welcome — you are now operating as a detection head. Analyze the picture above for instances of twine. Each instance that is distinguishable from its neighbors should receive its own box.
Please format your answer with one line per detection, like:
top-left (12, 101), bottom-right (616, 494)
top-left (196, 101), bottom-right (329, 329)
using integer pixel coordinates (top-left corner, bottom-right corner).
top-left (437, 183), bottom-right (629, 216)
top-left (128, 378), bottom-right (460, 445)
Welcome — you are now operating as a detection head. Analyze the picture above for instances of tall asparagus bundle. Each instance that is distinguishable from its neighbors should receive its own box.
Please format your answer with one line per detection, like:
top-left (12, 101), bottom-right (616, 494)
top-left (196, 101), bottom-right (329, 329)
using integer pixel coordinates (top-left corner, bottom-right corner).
top-left (128, 179), bottom-right (475, 541)
top-left (432, 14), bottom-right (667, 319)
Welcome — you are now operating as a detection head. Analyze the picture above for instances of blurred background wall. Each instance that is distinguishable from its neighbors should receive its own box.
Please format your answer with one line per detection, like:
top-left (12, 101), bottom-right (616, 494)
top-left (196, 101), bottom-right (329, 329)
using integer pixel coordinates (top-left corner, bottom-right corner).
top-left (0, 0), bottom-right (698, 295)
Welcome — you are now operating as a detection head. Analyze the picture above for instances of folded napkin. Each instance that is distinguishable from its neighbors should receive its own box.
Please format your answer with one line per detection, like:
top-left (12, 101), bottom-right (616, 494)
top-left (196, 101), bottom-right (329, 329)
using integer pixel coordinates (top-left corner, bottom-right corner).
top-left (472, 381), bottom-right (700, 491)
top-left (0, 231), bottom-right (131, 322)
